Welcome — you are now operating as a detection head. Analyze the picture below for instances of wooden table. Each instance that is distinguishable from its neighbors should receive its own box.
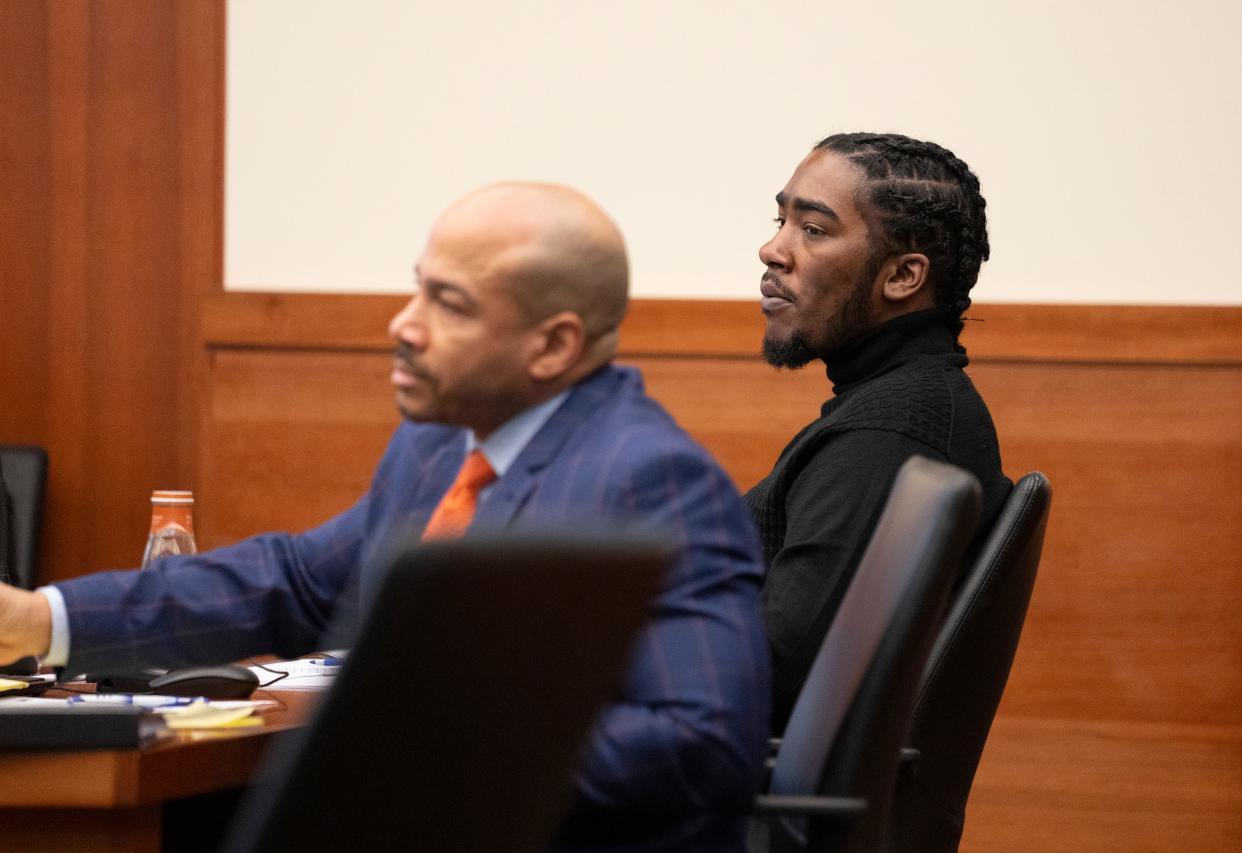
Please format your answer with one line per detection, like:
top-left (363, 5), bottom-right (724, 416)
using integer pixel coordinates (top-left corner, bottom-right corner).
top-left (0, 687), bottom-right (319, 852)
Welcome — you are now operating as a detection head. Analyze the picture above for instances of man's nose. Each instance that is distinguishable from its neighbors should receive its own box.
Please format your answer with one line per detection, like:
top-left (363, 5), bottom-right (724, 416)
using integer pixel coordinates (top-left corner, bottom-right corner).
top-left (388, 296), bottom-right (427, 349)
top-left (759, 230), bottom-right (790, 270)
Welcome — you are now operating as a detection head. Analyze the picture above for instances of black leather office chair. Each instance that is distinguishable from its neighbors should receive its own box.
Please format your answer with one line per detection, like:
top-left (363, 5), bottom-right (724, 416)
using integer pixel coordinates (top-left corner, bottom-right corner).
top-left (0, 445), bottom-right (47, 676)
top-left (883, 472), bottom-right (1051, 853)
top-left (222, 534), bottom-right (668, 853)
top-left (752, 456), bottom-right (982, 853)
top-left (0, 444), bottom-right (48, 590)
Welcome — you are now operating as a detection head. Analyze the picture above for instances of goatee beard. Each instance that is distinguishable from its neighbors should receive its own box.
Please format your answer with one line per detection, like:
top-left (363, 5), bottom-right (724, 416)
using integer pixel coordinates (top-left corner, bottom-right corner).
top-left (761, 333), bottom-right (817, 369)
top-left (762, 276), bottom-right (876, 369)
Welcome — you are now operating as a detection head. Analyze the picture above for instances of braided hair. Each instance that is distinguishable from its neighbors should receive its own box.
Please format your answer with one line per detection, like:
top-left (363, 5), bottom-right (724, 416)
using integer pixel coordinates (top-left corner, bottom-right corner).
top-left (814, 133), bottom-right (989, 341)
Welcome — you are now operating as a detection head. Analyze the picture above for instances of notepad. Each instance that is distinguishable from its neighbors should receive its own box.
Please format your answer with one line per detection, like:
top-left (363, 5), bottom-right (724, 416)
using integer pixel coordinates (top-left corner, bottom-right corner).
top-left (247, 656), bottom-right (342, 691)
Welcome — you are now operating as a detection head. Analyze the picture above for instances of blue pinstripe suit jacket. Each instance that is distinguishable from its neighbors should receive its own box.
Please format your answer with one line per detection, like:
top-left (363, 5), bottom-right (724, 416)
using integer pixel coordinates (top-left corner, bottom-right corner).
top-left (59, 364), bottom-right (770, 850)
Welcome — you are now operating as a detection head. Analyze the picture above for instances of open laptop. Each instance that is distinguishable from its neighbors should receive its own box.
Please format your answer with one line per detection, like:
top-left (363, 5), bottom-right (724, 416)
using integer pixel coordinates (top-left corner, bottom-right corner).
top-left (222, 532), bottom-right (668, 853)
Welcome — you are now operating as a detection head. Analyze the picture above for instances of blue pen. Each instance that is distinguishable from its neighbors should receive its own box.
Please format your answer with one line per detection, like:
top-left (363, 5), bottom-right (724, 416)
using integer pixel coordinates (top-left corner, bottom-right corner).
top-left (67, 693), bottom-right (194, 708)
top-left (68, 694), bottom-right (134, 705)
top-left (305, 657), bottom-right (343, 668)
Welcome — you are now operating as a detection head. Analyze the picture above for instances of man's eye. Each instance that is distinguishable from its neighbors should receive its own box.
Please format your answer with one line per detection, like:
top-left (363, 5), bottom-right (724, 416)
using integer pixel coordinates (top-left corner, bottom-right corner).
top-left (803, 223), bottom-right (826, 237)
top-left (435, 296), bottom-right (466, 314)
top-left (773, 216), bottom-right (785, 229)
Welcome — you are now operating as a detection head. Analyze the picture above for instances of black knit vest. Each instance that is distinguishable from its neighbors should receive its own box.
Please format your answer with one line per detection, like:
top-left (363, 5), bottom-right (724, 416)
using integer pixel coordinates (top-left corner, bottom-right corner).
top-left (746, 355), bottom-right (959, 567)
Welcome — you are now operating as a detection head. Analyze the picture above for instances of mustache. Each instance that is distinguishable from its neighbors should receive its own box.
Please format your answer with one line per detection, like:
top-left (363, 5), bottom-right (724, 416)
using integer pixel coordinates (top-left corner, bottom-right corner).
top-left (761, 273), bottom-right (793, 301)
top-left (393, 343), bottom-right (433, 380)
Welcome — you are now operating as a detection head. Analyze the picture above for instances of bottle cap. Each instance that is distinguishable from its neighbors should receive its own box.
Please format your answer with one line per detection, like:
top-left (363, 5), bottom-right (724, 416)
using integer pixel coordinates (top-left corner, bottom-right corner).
top-left (151, 490), bottom-right (194, 505)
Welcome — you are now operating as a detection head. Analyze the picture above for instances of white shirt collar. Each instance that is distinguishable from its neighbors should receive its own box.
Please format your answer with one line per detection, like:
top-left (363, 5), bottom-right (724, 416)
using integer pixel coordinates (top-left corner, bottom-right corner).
top-left (465, 390), bottom-right (570, 478)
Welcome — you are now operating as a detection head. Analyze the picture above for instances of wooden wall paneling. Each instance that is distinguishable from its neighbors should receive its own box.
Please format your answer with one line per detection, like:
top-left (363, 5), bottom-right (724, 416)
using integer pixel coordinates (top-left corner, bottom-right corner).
top-left (961, 303), bottom-right (1242, 365)
top-left (623, 356), bottom-right (826, 490)
top-left (200, 294), bottom-right (1242, 852)
top-left (0, 4), bottom-right (55, 444)
top-left (201, 292), bottom-right (407, 351)
top-left (0, 2), bottom-right (222, 581)
top-left (43, 3), bottom-right (93, 580)
top-left (173, 0), bottom-right (225, 486)
top-left (970, 361), bottom-right (1242, 727)
top-left (2, 3), bottom-right (77, 577)
top-left (202, 349), bottom-right (398, 548)
top-left (77, 4), bottom-right (187, 574)
top-left (963, 717), bottom-right (1242, 853)
top-left (616, 298), bottom-right (1242, 364)
top-left (201, 294), bottom-right (1242, 363)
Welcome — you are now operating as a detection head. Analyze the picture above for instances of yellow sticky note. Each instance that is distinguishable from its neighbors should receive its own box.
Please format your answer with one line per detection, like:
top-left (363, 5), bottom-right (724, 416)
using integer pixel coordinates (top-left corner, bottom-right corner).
top-left (0, 678), bottom-right (29, 693)
top-left (162, 703), bottom-right (261, 730)
top-left (217, 715), bottom-right (264, 728)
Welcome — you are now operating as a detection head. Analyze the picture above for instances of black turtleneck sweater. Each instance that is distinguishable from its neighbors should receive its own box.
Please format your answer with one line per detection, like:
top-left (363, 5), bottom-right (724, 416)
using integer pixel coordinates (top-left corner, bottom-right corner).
top-left (746, 311), bottom-right (1011, 731)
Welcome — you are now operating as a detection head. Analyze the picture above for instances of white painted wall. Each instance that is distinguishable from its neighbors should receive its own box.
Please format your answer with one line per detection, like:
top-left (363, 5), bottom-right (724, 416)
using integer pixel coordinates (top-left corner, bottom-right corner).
top-left (226, 0), bottom-right (1242, 304)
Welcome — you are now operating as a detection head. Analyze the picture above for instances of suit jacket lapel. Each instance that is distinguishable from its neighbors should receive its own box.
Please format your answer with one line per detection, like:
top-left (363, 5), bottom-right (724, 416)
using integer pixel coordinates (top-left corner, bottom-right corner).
top-left (361, 427), bottom-right (466, 601)
top-left (472, 365), bottom-right (625, 533)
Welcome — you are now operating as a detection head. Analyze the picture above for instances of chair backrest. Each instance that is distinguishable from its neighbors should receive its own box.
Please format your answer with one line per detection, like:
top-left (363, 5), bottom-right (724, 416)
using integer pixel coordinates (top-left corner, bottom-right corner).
top-left (768, 456), bottom-right (982, 853)
top-left (222, 534), bottom-right (668, 853)
top-left (883, 472), bottom-right (1051, 853)
top-left (0, 445), bottom-right (48, 590)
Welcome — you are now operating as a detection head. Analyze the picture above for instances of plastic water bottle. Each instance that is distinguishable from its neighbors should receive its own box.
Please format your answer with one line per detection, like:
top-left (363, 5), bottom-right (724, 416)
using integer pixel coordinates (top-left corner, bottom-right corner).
top-left (141, 490), bottom-right (198, 568)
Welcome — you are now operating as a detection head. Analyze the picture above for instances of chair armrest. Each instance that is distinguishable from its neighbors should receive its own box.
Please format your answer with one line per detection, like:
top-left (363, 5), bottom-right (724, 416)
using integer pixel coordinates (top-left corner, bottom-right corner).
top-left (769, 741), bottom-right (917, 767)
top-left (752, 794), bottom-right (868, 817)
top-left (767, 743), bottom-right (917, 775)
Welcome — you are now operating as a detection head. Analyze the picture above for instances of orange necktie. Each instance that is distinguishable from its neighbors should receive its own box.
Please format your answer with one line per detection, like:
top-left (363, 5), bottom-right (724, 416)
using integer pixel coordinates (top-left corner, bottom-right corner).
top-left (422, 449), bottom-right (497, 540)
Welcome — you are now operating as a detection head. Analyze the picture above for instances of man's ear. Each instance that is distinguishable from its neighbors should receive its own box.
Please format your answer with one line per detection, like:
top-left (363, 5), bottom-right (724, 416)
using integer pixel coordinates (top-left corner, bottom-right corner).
top-left (881, 253), bottom-right (931, 303)
top-left (528, 311), bottom-right (586, 381)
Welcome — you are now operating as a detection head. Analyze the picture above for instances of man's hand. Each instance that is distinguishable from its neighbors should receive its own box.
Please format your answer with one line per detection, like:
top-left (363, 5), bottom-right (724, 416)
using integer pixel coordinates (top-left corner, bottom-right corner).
top-left (0, 583), bottom-right (51, 663)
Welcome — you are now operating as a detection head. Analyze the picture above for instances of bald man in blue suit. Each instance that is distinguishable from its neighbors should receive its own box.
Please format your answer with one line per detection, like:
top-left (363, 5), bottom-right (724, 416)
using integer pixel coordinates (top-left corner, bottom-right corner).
top-left (0, 184), bottom-right (770, 851)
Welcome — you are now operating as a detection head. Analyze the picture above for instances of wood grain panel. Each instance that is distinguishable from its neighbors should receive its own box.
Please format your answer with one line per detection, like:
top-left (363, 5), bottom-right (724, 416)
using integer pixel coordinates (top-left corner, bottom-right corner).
top-left (626, 300), bottom-right (1242, 364)
top-left (962, 717), bottom-right (1242, 853)
top-left (202, 292), bottom-right (407, 351)
top-left (199, 296), bottom-right (1242, 852)
top-left (201, 317), bottom-right (1242, 731)
top-left (0, 1), bottom-right (223, 581)
top-left (203, 337), bottom-right (1242, 730)
top-left (972, 362), bottom-right (1242, 727)
top-left (201, 350), bottom-right (398, 547)
top-left (203, 291), bottom-right (1242, 365)
top-left (0, 2), bottom-right (57, 467)
top-left (624, 356), bottom-right (827, 489)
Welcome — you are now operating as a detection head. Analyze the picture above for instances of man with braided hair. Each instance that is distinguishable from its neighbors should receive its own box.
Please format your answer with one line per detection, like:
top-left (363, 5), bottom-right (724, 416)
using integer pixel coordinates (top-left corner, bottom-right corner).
top-left (750, 133), bottom-right (1012, 730)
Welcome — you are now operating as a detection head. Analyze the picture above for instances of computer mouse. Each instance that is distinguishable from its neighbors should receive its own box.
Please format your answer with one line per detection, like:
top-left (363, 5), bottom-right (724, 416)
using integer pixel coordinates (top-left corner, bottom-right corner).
top-left (89, 667), bottom-right (169, 693)
top-left (147, 664), bottom-right (260, 699)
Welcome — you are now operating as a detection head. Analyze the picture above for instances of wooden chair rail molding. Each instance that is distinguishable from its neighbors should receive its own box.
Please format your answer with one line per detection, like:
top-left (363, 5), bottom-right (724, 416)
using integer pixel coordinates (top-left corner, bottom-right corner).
top-left (202, 292), bottom-right (1242, 365)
